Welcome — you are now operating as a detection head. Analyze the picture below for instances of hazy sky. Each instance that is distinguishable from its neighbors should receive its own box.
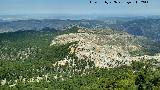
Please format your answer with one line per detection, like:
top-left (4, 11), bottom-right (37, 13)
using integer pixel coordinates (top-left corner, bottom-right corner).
top-left (0, 0), bottom-right (160, 16)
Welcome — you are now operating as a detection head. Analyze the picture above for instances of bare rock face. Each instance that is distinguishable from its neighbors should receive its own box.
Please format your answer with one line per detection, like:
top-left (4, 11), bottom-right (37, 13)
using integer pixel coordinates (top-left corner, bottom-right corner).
top-left (50, 29), bottom-right (160, 68)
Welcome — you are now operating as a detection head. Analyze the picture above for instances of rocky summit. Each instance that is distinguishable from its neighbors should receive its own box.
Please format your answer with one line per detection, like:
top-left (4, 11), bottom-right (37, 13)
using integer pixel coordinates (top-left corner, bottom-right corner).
top-left (50, 29), bottom-right (160, 68)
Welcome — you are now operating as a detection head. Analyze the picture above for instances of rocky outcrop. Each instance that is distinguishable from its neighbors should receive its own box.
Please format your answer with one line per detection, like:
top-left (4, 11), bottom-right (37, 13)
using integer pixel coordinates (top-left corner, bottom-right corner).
top-left (50, 29), bottom-right (160, 68)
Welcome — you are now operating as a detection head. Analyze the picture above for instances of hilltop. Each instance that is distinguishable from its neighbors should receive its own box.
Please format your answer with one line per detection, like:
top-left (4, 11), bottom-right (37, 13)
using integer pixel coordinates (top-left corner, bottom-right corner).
top-left (50, 28), bottom-right (160, 68)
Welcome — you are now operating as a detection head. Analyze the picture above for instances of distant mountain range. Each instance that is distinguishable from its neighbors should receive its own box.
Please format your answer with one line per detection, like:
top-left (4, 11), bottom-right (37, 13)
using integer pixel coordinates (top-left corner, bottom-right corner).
top-left (0, 19), bottom-right (112, 32)
top-left (0, 18), bottom-right (160, 41)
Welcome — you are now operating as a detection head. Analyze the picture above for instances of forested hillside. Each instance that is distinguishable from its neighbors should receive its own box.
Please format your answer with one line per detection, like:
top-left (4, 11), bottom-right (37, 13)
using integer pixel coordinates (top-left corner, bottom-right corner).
top-left (110, 19), bottom-right (160, 41)
top-left (0, 27), bottom-right (160, 90)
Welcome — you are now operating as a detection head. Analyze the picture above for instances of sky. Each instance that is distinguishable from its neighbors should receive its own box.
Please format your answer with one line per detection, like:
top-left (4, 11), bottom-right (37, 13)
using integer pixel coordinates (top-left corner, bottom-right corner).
top-left (0, 0), bottom-right (160, 16)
